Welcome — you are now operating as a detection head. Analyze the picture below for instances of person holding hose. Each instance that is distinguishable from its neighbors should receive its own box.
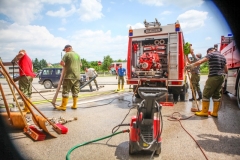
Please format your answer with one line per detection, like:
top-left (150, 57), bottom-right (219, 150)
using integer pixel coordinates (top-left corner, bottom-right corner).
top-left (116, 64), bottom-right (126, 91)
top-left (56, 45), bottom-right (82, 111)
top-left (11, 49), bottom-right (36, 113)
top-left (85, 67), bottom-right (99, 92)
top-left (186, 48), bottom-right (203, 103)
top-left (186, 47), bottom-right (228, 117)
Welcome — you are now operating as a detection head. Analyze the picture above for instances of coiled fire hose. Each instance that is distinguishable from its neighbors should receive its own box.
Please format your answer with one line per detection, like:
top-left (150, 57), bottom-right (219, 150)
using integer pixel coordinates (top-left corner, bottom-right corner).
top-left (66, 129), bottom-right (130, 160)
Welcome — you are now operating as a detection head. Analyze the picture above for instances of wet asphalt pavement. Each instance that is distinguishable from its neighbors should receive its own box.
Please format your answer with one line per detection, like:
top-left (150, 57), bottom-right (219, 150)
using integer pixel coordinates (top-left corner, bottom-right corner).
top-left (1, 76), bottom-right (240, 160)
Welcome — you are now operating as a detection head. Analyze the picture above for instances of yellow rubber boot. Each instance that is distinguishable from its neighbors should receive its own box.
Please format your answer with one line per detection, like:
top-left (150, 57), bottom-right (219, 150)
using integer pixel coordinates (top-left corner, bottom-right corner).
top-left (121, 84), bottom-right (124, 91)
top-left (195, 100), bottom-right (209, 117)
top-left (56, 97), bottom-right (68, 111)
top-left (117, 84), bottom-right (120, 91)
top-left (71, 97), bottom-right (78, 109)
top-left (210, 101), bottom-right (220, 117)
top-left (22, 98), bottom-right (31, 113)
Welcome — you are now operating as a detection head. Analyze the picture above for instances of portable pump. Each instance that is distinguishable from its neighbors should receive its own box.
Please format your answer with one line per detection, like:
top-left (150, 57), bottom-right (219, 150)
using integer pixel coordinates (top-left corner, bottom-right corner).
top-left (129, 87), bottom-right (167, 155)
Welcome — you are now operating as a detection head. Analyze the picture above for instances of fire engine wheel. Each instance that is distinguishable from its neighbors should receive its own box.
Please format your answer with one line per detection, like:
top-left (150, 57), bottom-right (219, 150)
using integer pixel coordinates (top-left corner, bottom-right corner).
top-left (155, 148), bottom-right (161, 155)
top-left (180, 93), bottom-right (185, 101)
top-left (173, 94), bottom-right (179, 102)
top-left (237, 80), bottom-right (240, 109)
top-left (129, 142), bottom-right (135, 155)
top-left (179, 83), bottom-right (188, 101)
top-left (43, 80), bottom-right (53, 89)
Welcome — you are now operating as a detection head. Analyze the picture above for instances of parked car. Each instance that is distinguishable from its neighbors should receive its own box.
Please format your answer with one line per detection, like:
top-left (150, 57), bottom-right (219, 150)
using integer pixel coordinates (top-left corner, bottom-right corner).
top-left (38, 68), bottom-right (87, 89)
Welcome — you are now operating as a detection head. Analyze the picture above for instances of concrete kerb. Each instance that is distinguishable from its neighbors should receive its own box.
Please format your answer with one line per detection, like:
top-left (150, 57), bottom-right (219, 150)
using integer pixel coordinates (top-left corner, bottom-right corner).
top-left (32, 89), bottom-right (133, 105)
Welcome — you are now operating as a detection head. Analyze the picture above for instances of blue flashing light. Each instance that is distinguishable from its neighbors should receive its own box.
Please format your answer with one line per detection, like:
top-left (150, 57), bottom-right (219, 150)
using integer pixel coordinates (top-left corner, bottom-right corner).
top-left (175, 23), bottom-right (180, 32)
top-left (228, 33), bottom-right (233, 37)
top-left (129, 30), bottom-right (133, 36)
top-left (175, 28), bottom-right (180, 32)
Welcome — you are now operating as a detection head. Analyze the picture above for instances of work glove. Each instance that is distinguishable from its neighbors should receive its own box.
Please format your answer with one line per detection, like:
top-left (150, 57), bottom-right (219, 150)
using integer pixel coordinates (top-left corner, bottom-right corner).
top-left (185, 64), bottom-right (194, 70)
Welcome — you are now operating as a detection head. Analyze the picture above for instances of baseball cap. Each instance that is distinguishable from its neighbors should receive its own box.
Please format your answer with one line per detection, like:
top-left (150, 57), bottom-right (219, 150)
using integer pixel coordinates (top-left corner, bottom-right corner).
top-left (206, 47), bottom-right (215, 53)
top-left (62, 44), bottom-right (72, 51)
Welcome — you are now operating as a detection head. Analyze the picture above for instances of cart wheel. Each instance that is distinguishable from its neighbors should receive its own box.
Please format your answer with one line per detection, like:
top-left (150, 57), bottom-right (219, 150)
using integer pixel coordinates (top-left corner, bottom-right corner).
top-left (129, 142), bottom-right (134, 155)
top-left (155, 148), bottom-right (161, 155)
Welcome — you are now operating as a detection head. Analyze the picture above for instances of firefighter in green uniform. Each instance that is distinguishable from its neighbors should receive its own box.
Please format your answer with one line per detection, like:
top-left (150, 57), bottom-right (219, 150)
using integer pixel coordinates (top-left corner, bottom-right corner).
top-left (186, 48), bottom-right (228, 117)
top-left (186, 48), bottom-right (203, 105)
top-left (56, 45), bottom-right (82, 111)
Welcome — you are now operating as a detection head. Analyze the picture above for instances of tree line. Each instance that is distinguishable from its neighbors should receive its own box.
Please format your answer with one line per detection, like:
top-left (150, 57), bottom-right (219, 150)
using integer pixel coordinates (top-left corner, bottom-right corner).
top-left (33, 55), bottom-right (208, 73)
top-left (32, 55), bottom-right (126, 73)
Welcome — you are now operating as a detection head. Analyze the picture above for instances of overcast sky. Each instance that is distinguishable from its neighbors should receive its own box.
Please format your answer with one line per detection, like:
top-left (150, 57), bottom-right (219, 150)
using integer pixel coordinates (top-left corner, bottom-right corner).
top-left (0, 0), bottom-right (231, 64)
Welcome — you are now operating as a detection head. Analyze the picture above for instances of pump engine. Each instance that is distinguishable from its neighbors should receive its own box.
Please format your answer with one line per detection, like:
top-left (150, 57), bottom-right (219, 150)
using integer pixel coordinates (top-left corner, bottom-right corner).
top-left (138, 48), bottom-right (161, 71)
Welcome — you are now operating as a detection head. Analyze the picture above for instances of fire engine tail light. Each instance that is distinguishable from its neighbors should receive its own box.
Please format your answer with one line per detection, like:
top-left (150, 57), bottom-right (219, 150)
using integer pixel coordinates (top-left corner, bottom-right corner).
top-left (169, 81), bottom-right (182, 85)
top-left (129, 26), bottom-right (133, 36)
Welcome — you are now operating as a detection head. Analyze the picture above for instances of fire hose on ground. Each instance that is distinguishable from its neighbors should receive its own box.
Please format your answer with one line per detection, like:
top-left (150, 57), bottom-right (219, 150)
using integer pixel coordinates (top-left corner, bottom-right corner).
top-left (66, 129), bottom-right (130, 160)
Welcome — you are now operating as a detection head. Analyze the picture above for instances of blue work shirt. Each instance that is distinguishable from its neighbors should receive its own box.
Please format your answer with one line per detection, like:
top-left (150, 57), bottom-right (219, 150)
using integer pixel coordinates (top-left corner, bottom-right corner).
top-left (117, 67), bottom-right (126, 76)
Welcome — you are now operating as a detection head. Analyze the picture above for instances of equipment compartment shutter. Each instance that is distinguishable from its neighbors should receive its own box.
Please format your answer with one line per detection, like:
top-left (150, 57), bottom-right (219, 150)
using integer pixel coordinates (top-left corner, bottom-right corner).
top-left (168, 33), bottom-right (178, 79)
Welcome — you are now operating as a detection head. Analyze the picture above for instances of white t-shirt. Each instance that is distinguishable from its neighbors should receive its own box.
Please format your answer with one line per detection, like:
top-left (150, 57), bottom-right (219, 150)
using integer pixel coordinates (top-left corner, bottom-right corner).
top-left (85, 68), bottom-right (96, 77)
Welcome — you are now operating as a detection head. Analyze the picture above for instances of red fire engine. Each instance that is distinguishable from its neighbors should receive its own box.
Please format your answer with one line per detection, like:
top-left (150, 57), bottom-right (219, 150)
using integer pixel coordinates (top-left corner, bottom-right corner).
top-left (220, 35), bottom-right (240, 108)
top-left (126, 19), bottom-right (188, 101)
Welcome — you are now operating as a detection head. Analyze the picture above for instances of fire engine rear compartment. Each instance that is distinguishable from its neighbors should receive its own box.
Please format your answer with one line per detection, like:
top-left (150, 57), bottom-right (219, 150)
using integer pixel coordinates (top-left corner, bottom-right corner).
top-left (131, 36), bottom-right (169, 79)
top-left (127, 31), bottom-right (188, 101)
